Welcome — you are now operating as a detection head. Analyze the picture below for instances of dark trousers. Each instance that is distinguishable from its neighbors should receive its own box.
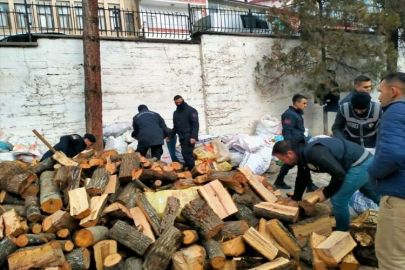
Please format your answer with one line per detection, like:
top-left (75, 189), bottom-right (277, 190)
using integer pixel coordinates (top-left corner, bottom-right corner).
top-left (180, 138), bottom-right (195, 169)
top-left (167, 135), bottom-right (180, 163)
top-left (276, 164), bottom-right (314, 186)
top-left (136, 145), bottom-right (163, 160)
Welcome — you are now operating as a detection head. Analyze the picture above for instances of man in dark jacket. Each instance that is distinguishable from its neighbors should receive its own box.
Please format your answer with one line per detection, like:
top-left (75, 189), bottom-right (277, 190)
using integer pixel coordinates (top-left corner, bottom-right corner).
top-left (169, 95), bottom-right (199, 170)
top-left (332, 92), bottom-right (382, 148)
top-left (272, 137), bottom-right (380, 231)
top-left (132, 105), bottom-right (167, 159)
top-left (368, 72), bottom-right (405, 270)
top-left (40, 133), bottom-right (96, 161)
top-left (340, 75), bottom-right (372, 105)
top-left (275, 94), bottom-right (318, 192)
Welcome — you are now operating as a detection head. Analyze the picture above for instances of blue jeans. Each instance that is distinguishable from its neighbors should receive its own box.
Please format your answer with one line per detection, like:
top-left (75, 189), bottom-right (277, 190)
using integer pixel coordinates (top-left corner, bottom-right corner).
top-left (331, 157), bottom-right (380, 231)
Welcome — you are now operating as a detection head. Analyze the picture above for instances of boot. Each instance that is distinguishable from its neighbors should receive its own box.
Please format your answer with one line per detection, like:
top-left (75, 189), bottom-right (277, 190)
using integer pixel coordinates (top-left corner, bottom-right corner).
top-left (274, 180), bottom-right (292, 189)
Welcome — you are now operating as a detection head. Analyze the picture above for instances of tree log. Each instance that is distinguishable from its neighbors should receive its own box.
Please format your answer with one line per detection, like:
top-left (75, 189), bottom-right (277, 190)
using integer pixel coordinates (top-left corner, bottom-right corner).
top-left (63, 166), bottom-right (82, 206)
top-left (0, 204), bottom-right (26, 218)
top-left (104, 253), bottom-right (124, 270)
top-left (32, 158), bottom-right (54, 174)
top-left (203, 239), bottom-right (226, 269)
top-left (0, 162), bottom-right (37, 195)
top-left (16, 233), bottom-right (56, 247)
top-left (25, 195), bottom-right (41, 223)
top-left (68, 187), bottom-right (91, 219)
top-left (87, 167), bottom-right (110, 195)
top-left (135, 192), bottom-right (161, 236)
top-left (234, 203), bottom-right (259, 227)
top-left (56, 228), bottom-right (70, 238)
top-left (207, 171), bottom-right (248, 193)
top-left (94, 240), bottom-right (118, 270)
top-left (238, 166), bottom-right (277, 202)
top-left (75, 226), bottom-right (109, 248)
top-left (143, 225), bottom-right (183, 270)
top-left (108, 154), bottom-right (125, 163)
top-left (289, 216), bottom-right (332, 246)
top-left (352, 246), bottom-right (378, 268)
top-left (191, 163), bottom-right (211, 178)
top-left (20, 182), bottom-right (39, 199)
top-left (258, 219), bottom-right (290, 259)
top-left (3, 209), bottom-right (25, 237)
top-left (124, 257), bottom-right (143, 270)
top-left (115, 182), bottom-right (138, 208)
top-left (29, 223), bottom-right (43, 234)
top-left (58, 240), bottom-right (75, 252)
top-left (232, 193), bottom-right (254, 209)
top-left (65, 247), bottom-right (90, 270)
top-left (221, 236), bottom-right (245, 257)
top-left (73, 149), bottom-right (95, 163)
top-left (161, 196), bottom-right (180, 233)
top-left (40, 171), bottom-right (62, 214)
top-left (213, 220), bottom-right (249, 242)
top-left (0, 236), bottom-right (18, 266)
top-left (254, 202), bottom-right (299, 223)
top-left (42, 210), bottom-right (78, 233)
top-left (119, 153), bottom-right (140, 182)
top-left (183, 230), bottom-right (199, 245)
top-left (181, 198), bottom-right (224, 239)
top-left (310, 232), bottom-right (328, 270)
top-left (80, 194), bottom-right (108, 227)
top-left (0, 190), bottom-right (25, 205)
top-left (243, 227), bottom-right (278, 261)
top-left (172, 244), bottom-right (206, 270)
top-left (108, 220), bottom-right (153, 256)
top-left (267, 219), bottom-right (301, 260)
top-left (129, 207), bottom-right (155, 242)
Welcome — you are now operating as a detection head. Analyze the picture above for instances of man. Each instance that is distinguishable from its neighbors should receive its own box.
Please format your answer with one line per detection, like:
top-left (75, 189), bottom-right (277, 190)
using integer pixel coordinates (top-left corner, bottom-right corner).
top-left (41, 133), bottom-right (96, 161)
top-left (368, 72), bottom-right (405, 270)
top-left (274, 94), bottom-right (318, 192)
top-left (272, 137), bottom-right (380, 231)
top-left (340, 75), bottom-right (372, 104)
top-left (132, 105), bottom-right (167, 160)
top-left (169, 95), bottom-right (199, 170)
top-left (332, 92), bottom-right (382, 148)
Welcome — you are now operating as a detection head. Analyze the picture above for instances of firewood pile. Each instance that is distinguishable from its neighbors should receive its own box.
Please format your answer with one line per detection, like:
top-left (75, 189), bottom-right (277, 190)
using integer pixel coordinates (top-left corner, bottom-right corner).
top-left (0, 148), bottom-right (377, 270)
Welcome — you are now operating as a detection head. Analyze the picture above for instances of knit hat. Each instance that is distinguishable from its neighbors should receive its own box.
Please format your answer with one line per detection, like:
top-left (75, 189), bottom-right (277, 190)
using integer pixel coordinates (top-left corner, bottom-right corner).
top-left (351, 92), bottom-right (371, 110)
top-left (84, 134), bottom-right (96, 143)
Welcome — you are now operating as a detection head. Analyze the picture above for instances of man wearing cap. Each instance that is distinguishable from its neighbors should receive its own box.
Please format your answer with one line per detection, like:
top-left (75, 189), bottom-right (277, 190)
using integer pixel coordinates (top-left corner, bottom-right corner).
top-left (40, 133), bottom-right (96, 161)
top-left (132, 105), bottom-right (168, 159)
top-left (332, 92), bottom-right (382, 148)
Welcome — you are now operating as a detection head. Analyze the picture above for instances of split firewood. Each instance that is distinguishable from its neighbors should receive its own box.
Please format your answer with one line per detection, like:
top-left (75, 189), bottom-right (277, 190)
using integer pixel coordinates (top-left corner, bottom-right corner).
top-left (75, 226), bottom-right (109, 248)
top-left (104, 159), bottom-right (118, 175)
top-left (289, 215), bottom-right (332, 246)
top-left (3, 209), bottom-right (25, 237)
top-left (104, 253), bottom-right (124, 270)
top-left (108, 220), bottom-right (153, 256)
top-left (0, 215), bottom-right (3, 240)
top-left (258, 219), bottom-right (290, 259)
top-left (0, 204), bottom-right (26, 218)
top-left (25, 195), bottom-right (41, 223)
top-left (172, 244), bottom-right (206, 270)
top-left (87, 167), bottom-right (110, 195)
top-left (135, 192), bottom-right (161, 236)
top-left (29, 223), bottom-right (43, 234)
top-left (339, 253), bottom-right (360, 270)
top-left (102, 202), bottom-right (132, 219)
top-left (130, 207), bottom-right (155, 242)
top-left (119, 153), bottom-right (140, 182)
top-left (232, 257), bottom-right (266, 269)
top-left (58, 240), bottom-right (75, 252)
top-left (350, 209), bottom-right (377, 247)
top-left (54, 166), bottom-right (76, 190)
top-left (238, 166), bottom-right (277, 202)
top-left (0, 236), bottom-right (18, 265)
top-left (183, 230), bottom-right (199, 245)
top-left (203, 238), bottom-right (226, 269)
top-left (39, 171), bottom-right (63, 214)
top-left (42, 210), bottom-right (78, 233)
top-left (267, 219), bottom-right (301, 260)
top-left (315, 231), bottom-right (357, 265)
top-left (98, 150), bottom-right (119, 160)
top-left (94, 240), bottom-right (118, 270)
top-left (213, 220), bottom-right (249, 242)
top-left (0, 190), bottom-right (25, 205)
top-left (104, 175), bottom-right (119, 195)
top-left (0, 162), bottom-right (37, 195)
top-left (170, 162), bottom-right (183, 171)
top-left (254, 202), bottom-right (299, 223)
top-left (193, 174), bottom-right (209, 184)
top-left (206, 171), bottom-right (248, 193)
top-left (89, 158), bottom-right (105, 167)
top-left (181, 198), bottom-right (224, 239)
top-left (234, 203), bottom-right (259, 227)
top-left (161, 196), bottom-right (180, 233)
top-left (242, 227), bottom-right (278, 261)
top-left (310, 232), bottom-right (328, 270)
top-left (191, 163), bottom-right (211, 178)
top-left (73, 149), bottom-right (95, 163)
top-left (21, 182), bottom-right (40, 199)
top-left (65, 247), bottom-right (90, 270)
top-left (249, 257), bottom-right (293, 270)
top-left (221, 236), bottom-right (245, 256)
top-left (174, 179), bottom-right (196, 189)
top-left (62, 166), bottom-right (82, 206)
top-left (16, 233), bottom-right (56, 247)
top-left (68, 187), bottom-right (91, 219)
top-left (80, 194), bottom-right (108, 227)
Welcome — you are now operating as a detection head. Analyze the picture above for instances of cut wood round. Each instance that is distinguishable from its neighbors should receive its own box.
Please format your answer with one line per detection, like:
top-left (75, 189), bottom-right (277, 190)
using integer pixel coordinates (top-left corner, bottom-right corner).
top-left (42, 210), bottom-right (78, 233)
top-left (29, 223), bottom-right (43, 234)
top-left (104, 253), bottom-right (124, 270)
top-left (153, 180), bottom-right (162, 189)
top-left (16, 233), bottom-right (56, 247)
top-left (203, 239), bottom-right (226, 269)
top-left (57, 228), bottom-right (70, 238)
top-left (214, 220), bottom-right (249, 242)
top-left (172, 244), bottom-right (206, 270)
top-left (0, 190), bottom-right (25, 205)
top-left (75, 226), bottom-right (109, 248)
top-left (87, 167), bottom-right (110, 195)
top-left (119, 153), bottom-right (140, 182)
top-left (40, 171), bottom-right (63, 214)
top-left (25, 195), bottom-right (41, 223)
top-left (0, 236), bottom-right (18, 266)
top-left (181, 198), bottom-right (224, 239)
top-left (138, 169), bottom-right (163, 182)
top-left (183, 230), bottom-right (199, 245)
top-left (221, 236), bottom-right (246, 257)
top-left (65, 247), bottom-right (91, 270)
top-left (59, 240), bottom-right (75, 252)
top-left (21, 182), bottom-right (40, 199)
top-left (124, 257), bottom-right (143, 270)
top-left (191, 163), bottom-right (211, 178)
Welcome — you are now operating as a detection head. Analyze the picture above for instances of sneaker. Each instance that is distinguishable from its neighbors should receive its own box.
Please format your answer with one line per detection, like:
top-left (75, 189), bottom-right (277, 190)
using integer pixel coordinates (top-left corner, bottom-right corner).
top-left (306, 183), bottom-right (319, 192)
top-left (274, 181), bottom-right (292, 189)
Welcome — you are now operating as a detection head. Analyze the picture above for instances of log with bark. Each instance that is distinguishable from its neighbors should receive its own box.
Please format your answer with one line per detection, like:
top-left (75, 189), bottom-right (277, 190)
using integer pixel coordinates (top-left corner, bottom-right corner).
top-left (119, 153), bottom-right (140, 182)
top-left (232, 257), bottom-right (266, 269)
top-left (238, 166), bottom-right (277, 202)
top-left (0, 162), bottom-right (37, 195)
top-left (135, 192), bottom-right (161, 236)
top-left (79, 194), bottom-right (108, 227)
top-left (203, 238), bottom-right (226, 269)
top-left (58, 240), bottom-right (75, 252)
top-left (25, 195), bottom-right (41, 223)
top-left (242, 227), bottom-right (278, 261)
top-left (258, 219), bottom-right (290, 259)
top-left (42, 210), bottom-right (78, 233)
top-left (0, 236), bottom-right (18, 266)
top-left (183, 230), bottom-right (199, 245)
top-left (234, 203), bottom-right (259, 227)
top-left (0, 190), bottom-right (25, 205)
top-left (75, 226), bottom-right (109, 248)
top-left (87, 167), bottom-right (110, 195)
top-left (137, 169), bottom-right (178, 183)
top-left (62, 166), bottom-right (82, 206)
top-left (289, 215), bottom-right (332, 246)
top-left (115, 181), bottom-right (138, 209)
top-left (21, 181), bottom-right (39, 200)
top-left (54, 166), bottom-right (76, 190)
top-left (213, 220), bottom-right (249, 242)
top-left (125, 257), bottom-right (143, 270)
top-left (0, 204), bottom-right (26, 218)
top-left (40, 171), bottom-right (63, 214)
top-left (206, 171), bottom-right (248, 193)
top-left (103, 202), bottom-right (132, 219)
top-left (129, 207), bottom-right (155, 242)
top-left (56, 228), bottom-right (70, 238)
top-left (160, 196), bottom-right (180, 233)
top-left (94, 240), bottom-right (118, 270)
top-left (104, 253), bottom-right (124, 270)
top-left (65, 247), bottom-right (90, 270)
top-left (73, 149), bottom-right (95, 164)
top-left (32, 157), bottom-right (54, 174)
top-left (29, 223), bottom-right (43, 234)
top-left (254, 202), bottom-right (299, 223)
top-left (16, 233), bottom-right (56, 247)
top-left (191, 163), bottom-right (211, 178)
top-left (172, 244), bottom-right (206, 270)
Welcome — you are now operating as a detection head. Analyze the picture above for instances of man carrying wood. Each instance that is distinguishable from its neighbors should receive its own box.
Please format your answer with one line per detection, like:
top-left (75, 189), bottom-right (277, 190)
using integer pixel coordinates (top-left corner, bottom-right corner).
top-left (368, 72), bottom-right (405, 270)
top-left (40, 134), bottom-right (96, 161)
top-left (274, 94), bottom-right (318, 192)
top-left (132, 105), bottom-right (168, 159)
top-left (272, 137), bottom-right (380, 231)
top-left (168, 95), bottom-right (199, 170)
top-left (332, 92), bottom-right (382, 148)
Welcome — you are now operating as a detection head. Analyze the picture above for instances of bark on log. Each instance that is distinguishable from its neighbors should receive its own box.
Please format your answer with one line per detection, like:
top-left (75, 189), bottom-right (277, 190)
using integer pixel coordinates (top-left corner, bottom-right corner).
top-left (129, 207), bottom-right (155, 242)
top-left (181, 198), bottom-right (224, 239)
top-left (29, 223), bottom-right (43, 234)
top-left (161, 196), bottom-right (180, 233)
top-left (235, 203), bottom-right (259, 227)
top-left (191, 163), bottom-right (211, 178)
top-left (42, 210), bottom-right (78, 233)
top-left (58, 240), bottom-right (75, 252)
top-left (16, 233), bottom-right (56, 247)
top-left (0, 190), bottom-right (25, 205)
top-left (20, 182), bottom-right (40, 199)
top-left (0, 204), bottom-right (26, 218)
top-left (73, 149), bottom-right (95, 163)
top-left (104, 253), bottom-right (124, 270)
top-left (65, 247), bottom-right (91, 270)
top-left (289, 216), bottom-right (332, 246)
top-left (172, 244), bottom-right (206, 270)
top-left (352, 246), bottom-right (378, 268)
top-left (135, 192), bottom-right (161, 236)
top-left (203, 239), bottom-right (226, 269)
top-left (143, 226), bottom-right (183, 270)
top-left (183, 230), bottom-right (199, 245)
top-left (0, 236), bottom-right (18, 266)
top-left (119, 153), bottom-right (140, 182)
top-left (115, 181), bottom-right (138, 208)
top-left (94, 240), bottom-right (118, 270)
top-left (40, 171), bottom-right (63, 214)
top-left (253, 202), bottom-right (299, 223)
top-left (109, 154), bottom-right (125, 163)
top-left (87, 167), bottom-right (110, 195)
top-left (232, 193), bottom-right (254, 209)
top-left (32, 157), bottom-right (54, 174)
top-left (79, 194), bottom-right (108, 228)
top-left (75, 226), bottom-right (109, 248)
top-left (207, 171), bottom-right (248, 193)
top-left (25, 195), bottom-right (41, 223)
top-left (54, 166), bottom-right (75, 190)
top-left (63, 166), bottom-right (82, 206)
top-left (108, 220), bottom-right (153, 256)
top-left (213, 220), bottom-right (249, 242)
top-left (124, 257), bottom-right (143, 270)
top-left (0, 162), bottom-right (37, 195)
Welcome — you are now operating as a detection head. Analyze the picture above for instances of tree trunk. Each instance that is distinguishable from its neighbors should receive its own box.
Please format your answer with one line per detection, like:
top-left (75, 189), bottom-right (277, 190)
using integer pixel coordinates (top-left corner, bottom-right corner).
top-left (135, 192), bottom-right (161, 236)
top-left (75, 226), bottom-right (109, 248)
top-left (87, 167), bottom-right (110, 195)
top-left (0, 236), bottom-right (18, 266)
top-left (40, 171), bottom-right (63, 214)
top-left (65, 247), bottom-right (91, 270)
top-left (203, 239), bottom-right (226, 269)
top-left (119, 153), bottom-right (140, 182)
top-left (191, 163), bottom-right (211, 178)
top-left (16, 233), bottom-right (56, 247)
top-left (161, 196), bottom-right (180, 233)
top-left (25, 195), bottom-right (41, 223)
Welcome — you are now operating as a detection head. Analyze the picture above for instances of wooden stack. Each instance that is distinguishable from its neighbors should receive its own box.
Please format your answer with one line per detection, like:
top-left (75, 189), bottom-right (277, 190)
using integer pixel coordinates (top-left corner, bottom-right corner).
top-left (0, 148), bottom-right (372, 270)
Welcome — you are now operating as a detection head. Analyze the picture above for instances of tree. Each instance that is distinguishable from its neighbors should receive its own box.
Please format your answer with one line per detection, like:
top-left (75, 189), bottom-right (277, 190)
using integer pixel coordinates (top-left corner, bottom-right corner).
top-left (255, 0), bottom-right (402, 134)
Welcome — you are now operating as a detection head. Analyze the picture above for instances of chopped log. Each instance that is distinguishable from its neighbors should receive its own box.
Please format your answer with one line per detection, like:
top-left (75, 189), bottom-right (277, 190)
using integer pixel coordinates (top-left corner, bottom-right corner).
top-left (124, 257), bottom-right (143, 270)
top-left (135, 192), bottom-right (161, 236)
top-left (302, 189), bottom-right (322, 205)
top-left (54, 166), bottom-right (75, 190)
top-left (203, 239), bottom-right (226, 268)
top-left (214, 220), bottom-right (249, 242)
top-left (340, 253), bottom-right (360, 270)
top-left (232, 257), bottom-right (266, 269)
top-left (350, 209), bottom-right (377, 247)
top-left (133, 179), bottom-right (150, 192)
top-left (104, 253), bottom-right (124, 270)
top-left (29, 223), bottom-right (43, 234)
top-left (177, 171), bottom-right (193, 179)
top-left (174, 179), bottom-right (196, 189)
top-left (248, 258), bottom-right (293, 270)
top-left (163, 165), bottom-right (174, 172)
top-left (234, 203), bottom-right (259, 227)
top-left (143, 226), bottom-right (183, 270)
top-left (232, 193), bottom-right (254, 208)
top-left (87, 167), bottom-right (110, 195)
top-left (63, 166), bottom-right (82, 206)
top-left (170, 162), bottom-right (183, 171)
top-left (193, 174), bottom-right (209, 184)
top-left (20, 219), bottom-right (29, 234)
top-left (65, 247), bottom-right (90, 270)
top-left (198, 180), bottom-right (238, 219)
top-left (0, 162), bottom-right (37, 195)
top-left (21, 182), bottom-right (39, 200)
top-left (242, 227), bottom-right (278, 261)
top-left (108, 220), bottom-right (153, 256)
top-left (138, 169), bottom-right (178, 183)
top-left (191, 163), bottom-right (211, 178)
top-left (244, 186), bottom-right (263, 205)
top-left (115, 182), bottom-right (138, 208)
top-left (109, 154), bottom-right (125, 163)
top-left (310, 233), bottom-right (328, 270)
top-left (16, 233), bottom-right (56, 247)
top-left (160, 196), bottom-right (180, 233)
top-left (89, 158), bottom-right (105, 167)
top-left (40, 171), bottom-right (62, 214)
top-left (0, 190), bottom-right (25, 205)
top-left (99, 150), bottom-right (118, 160)
top-left (32, 157), bottom-right (54, 174)
top-left (181, 198), bottom-right (224, 239)
top-left (68, 187), bottom-right (91, 219)
top-left (102, 202), bottom-right (132, 219)
top-left (238, 166), bottom-right (277, 202)
top-left (94, 240), bottom-right (118, 270)
top-left (104, 175), bottom-right (119, 195)
top-left (162, 171), bottom-right (179, 182)
top-left (172, 244), bottom-right (206, 270)
top-left (315, 231), bottom-right (357, 265)
top-left (267, 219), bottom-right (301, 260)
top-left (0, 204), bottom-right (26, 218)
top-left (220, 260), bottom-right (237, 270)
top-left (3, 209), bottom-right (25, 237)
top-left (0, 215), bottom-right (3, 240)
top-left (258, 219), bottom-right (290, 259)
top-left (58, 240), bottom-right (75, 252)
top-left (153, 180), bottom-right (162, 189)
top-left (129, 207), bottom-right (155, 242)
top-left (221, 236), bottom-right (245, 257)
top-left (80, 194), bottom-right (108, 227)
top-left (8, 240), bottom-right (65, 270)
top-left (52, 151), bottom-right (78, 167)
top-left (56, 228), bottom-right (70, 238)
top-left (73, 149), bottom-right (95, 163)
top-left (289, 216), bottom-right (333, 246)
top-left (0, 236), bottom-right (18, 266)
top-left (254, 202), bottom-right (299, 223)
top-left (207, 171), bottom-right (248, 193)
top-left (25, 195), bottom-right (41, 223)
top-left (75, 226), bottom-right (109, 248)
top-left (183, 230), bottom-right (199, 245)
top-left (119, 153), bottom-right (140, 182)
top-left (42, 210), bottom-right (78, 233)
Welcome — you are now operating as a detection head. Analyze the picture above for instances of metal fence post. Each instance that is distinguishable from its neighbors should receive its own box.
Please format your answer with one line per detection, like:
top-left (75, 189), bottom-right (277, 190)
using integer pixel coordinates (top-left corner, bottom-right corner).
top-left (113, 5), bottom-right (119, 37)
top-left (248, 8), bottom-right (252, 33)
top-left (23, 0), bottom-right (32, 42)
top-left (187, 3), bottom-right (192, 37)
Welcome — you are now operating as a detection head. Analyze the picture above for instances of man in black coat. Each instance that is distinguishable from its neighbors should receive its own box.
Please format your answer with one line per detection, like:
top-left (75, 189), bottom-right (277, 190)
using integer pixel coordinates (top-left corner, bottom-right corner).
top-left (169, 95), bottom-right (199, 170)
top-left (340, 75), bottom-right (372, 105)
top-left (40, 133), bottom-right (96, 161)
top-left (132, 105), bottom-right (168, 159)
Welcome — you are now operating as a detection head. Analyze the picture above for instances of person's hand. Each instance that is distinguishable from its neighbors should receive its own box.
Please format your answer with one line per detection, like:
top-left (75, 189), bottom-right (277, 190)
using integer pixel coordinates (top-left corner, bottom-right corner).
top-left (165, 137), bottom-right (170, 142)
top-left (190, 138), bottom-right (196, 144)
top-left (287, 200), bottom-right (299, 207)
top-left (316, 190), bottom-right (326, 202)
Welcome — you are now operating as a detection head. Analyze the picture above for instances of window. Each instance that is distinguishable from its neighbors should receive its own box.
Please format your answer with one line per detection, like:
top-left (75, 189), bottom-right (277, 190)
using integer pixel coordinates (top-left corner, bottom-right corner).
top-left (124, 12), bottom-right (135, 33)
top-left (109, 6), bottom-right (121, 30)
top-left (37, 4), bottom-right (53, 30)
top-left (75, 6), bottom-right (83, 29)
top-left (98, 8), bottom-right (106, 30)
top-left (57, 4), bottom-right (72, 29)
top-left (0, 3), bottom-right (9, 27)
top-left (14, 4), bottom-right (33, 28)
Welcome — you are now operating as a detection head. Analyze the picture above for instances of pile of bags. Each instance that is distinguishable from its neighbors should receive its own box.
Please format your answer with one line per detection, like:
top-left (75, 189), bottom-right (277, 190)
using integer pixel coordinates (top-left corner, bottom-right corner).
top-left (0, 130), bottom-right (42, 162)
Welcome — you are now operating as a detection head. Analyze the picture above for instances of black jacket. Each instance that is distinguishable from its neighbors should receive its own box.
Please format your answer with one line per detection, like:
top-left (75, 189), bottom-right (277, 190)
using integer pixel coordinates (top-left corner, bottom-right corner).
top-left (291, 137), bottom-right (369, 201)
top-left (171, 102), bottom-right (199, 140)
top-left (340, 89), bottom-right (357, 105)
top-left (41, 134), bottom-right (86, 161)
top-left (282, 106), bottom-right (305, 141)
top-left (132, 109), bottom-right (167, 147)
top-left (332, 101), bottom-right (381, 148)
